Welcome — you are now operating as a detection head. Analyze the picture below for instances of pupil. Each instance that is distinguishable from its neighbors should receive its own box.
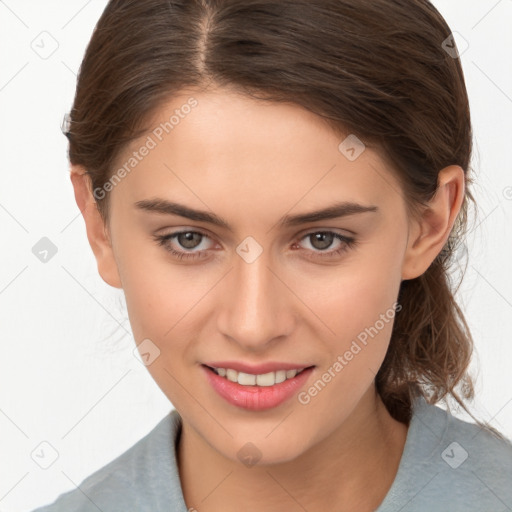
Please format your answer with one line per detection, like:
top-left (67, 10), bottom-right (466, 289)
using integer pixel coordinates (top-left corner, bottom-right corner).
top-left (178, 232), bottom-right (201, 249)
top-left (311, 232), bottom-right (333, 250)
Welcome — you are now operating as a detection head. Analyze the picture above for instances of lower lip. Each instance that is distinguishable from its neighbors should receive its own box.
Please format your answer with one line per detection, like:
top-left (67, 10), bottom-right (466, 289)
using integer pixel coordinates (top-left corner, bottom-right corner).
top-left (202, 365), bottom-right (314, 411)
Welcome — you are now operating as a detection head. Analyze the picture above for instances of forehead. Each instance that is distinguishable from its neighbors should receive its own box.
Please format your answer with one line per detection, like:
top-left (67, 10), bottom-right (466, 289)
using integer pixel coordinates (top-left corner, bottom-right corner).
top-left (109, 89), bottom-right (404, 218)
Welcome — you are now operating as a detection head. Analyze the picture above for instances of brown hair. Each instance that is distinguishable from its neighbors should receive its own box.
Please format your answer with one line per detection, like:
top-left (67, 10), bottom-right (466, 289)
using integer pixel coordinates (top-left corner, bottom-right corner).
top-left (65, 0), bottom-right (505, 438)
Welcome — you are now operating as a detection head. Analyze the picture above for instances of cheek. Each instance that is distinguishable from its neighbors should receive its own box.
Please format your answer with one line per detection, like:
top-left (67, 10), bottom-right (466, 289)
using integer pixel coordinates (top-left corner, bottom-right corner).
top-left (112, 224), bottom-right (206, 337)
top-left (122, 266), bottom-right (206, 344)
top-left (117, 251), bottom-right (205, 406)
top-left (294, 260), bottom-right (402, 421)
top-left (296, 246), bottom-right (402, 340)
top-left (291, 239), bottom-right (404, 406)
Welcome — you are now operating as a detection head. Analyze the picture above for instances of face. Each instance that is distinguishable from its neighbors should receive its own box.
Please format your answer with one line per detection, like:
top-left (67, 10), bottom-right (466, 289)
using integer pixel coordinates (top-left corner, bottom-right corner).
top-left (98, 88), bottom-right (413, 464)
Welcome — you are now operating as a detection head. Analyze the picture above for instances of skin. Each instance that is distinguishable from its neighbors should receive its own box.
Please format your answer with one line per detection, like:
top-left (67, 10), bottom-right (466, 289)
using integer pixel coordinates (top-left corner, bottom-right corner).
top-left (71, 87), bottom-right (465, 511)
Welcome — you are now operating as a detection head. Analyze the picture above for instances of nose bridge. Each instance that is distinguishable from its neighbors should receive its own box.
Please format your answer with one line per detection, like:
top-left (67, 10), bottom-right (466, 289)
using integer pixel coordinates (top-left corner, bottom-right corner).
top-left (217, 246), bottom-right (292, 349)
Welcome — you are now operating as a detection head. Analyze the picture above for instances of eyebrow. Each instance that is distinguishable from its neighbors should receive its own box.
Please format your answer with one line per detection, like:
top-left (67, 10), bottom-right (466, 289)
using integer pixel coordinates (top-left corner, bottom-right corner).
top-left (134, 198), bottom-right (378, 230)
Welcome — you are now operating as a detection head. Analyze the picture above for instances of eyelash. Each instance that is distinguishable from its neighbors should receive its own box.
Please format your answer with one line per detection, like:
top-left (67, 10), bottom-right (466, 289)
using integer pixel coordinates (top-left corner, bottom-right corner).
top-left (153, 230), bottom-right (357, 262)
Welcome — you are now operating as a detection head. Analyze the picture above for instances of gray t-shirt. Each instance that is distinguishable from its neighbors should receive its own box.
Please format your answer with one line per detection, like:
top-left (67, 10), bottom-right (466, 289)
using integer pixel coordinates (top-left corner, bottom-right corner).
top-left (31, 396), bottom-right (512, 511)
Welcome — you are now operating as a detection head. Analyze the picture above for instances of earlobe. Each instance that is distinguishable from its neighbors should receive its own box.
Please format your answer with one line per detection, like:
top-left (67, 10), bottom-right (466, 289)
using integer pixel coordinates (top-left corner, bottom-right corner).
top-left (70, 166), bottom-right (123, 289)
top-left (401, 165), bottom-right (465, 281)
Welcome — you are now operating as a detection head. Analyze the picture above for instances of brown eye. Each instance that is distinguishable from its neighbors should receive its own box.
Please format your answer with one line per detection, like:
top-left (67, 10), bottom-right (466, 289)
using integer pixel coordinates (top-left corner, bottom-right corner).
top-left (296, 231), bottom-right (358, 261)
top-left (308, 232), bottom-right (336, 250)
top-left (153, 230), bottom-right (215, 261)
top-left (176, 231), bottom-right (203, 250)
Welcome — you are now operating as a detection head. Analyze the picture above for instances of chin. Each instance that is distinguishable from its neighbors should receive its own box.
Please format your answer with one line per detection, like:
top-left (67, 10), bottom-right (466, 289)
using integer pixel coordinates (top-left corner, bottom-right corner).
top-left (220, 432), bottom-right (313, 468)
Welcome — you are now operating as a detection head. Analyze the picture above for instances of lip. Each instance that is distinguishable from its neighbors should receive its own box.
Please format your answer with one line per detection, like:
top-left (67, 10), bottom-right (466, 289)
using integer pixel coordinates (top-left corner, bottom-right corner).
top-left (202, 364), bottom-right (315, 411)
top-left (203, 361), bottom-right (312, 374)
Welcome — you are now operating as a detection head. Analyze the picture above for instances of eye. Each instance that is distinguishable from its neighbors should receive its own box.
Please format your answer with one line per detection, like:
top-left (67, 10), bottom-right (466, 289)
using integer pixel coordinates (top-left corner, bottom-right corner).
top-left (153, 229), bottom-right (357, 262)
top-left (293, 231), bottom-right (357, 260)
top-left (153, 230), bottom-right (215, 260)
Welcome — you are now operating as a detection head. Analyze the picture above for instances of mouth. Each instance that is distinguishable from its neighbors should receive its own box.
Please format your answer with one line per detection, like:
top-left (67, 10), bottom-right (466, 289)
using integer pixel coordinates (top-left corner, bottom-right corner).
top-left (202, 363), bottom-right (315, 411)
top-left (204, 365), bottom-right (310, 386)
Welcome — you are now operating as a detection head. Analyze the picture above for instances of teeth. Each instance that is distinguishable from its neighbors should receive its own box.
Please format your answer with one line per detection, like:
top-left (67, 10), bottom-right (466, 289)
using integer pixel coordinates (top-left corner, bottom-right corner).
top-left (226, 368), bottom-right (238, 383)
top-left (275, 370), bottom-right (287, 383)
top-left (213, 367), bottom-right (306, 386)
top-left (238, 372), bottom-right (256, 385)
top-left (256, 372), bottom-right (274, 387)
top-left (286, 369), bottom-right (297, 379)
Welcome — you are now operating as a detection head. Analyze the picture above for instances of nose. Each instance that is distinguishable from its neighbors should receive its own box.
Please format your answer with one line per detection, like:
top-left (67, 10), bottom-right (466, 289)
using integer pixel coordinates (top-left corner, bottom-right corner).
top-left (216, 247), bottom-right (295, 351)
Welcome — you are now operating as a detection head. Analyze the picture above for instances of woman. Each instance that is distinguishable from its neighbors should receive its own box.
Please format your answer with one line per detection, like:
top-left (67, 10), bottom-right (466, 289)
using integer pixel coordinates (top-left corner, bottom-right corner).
top-left (32, 0), bottom-right (512, 511)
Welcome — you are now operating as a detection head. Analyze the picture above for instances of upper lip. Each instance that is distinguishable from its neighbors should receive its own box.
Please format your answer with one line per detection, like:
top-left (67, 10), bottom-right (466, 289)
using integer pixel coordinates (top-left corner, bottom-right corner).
top-left (203, 361), bottom-right (314, 374)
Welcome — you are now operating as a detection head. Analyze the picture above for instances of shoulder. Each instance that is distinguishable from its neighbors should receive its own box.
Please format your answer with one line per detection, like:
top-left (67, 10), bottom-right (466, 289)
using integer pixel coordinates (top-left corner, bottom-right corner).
top-left (427, 400), bottom-right (512, 509)
top-left (444, 405), bottom-right (512, 469)
top-left (30, 409), bottom-right (186, 512)
top-left (426, 398), bottom-right (512, 476)
top-left (379, 396), bottom-right (512, 512)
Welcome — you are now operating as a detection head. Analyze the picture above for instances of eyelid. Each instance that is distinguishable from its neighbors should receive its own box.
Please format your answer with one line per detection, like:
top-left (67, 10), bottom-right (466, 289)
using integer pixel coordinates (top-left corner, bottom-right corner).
top-left (295, 229), bottom-right (356, 252)
top-left (156, 226), bottom-right (215, 240)
top-left (157, 228), bottom-right (218, 249)
top-left (296, 227), bottom-right (355, 240)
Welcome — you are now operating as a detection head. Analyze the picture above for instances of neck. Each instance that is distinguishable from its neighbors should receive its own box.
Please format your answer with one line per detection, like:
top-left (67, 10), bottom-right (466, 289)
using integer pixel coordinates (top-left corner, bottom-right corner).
top-left (177, 386), bottom-right (409, 512)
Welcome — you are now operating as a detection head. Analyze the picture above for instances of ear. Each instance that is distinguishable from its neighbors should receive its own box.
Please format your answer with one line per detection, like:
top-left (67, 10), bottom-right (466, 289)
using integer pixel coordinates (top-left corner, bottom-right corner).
top-left (70, 166), bottom-right (123, 289)
top-left (401, 165), bottom-right (465, 281)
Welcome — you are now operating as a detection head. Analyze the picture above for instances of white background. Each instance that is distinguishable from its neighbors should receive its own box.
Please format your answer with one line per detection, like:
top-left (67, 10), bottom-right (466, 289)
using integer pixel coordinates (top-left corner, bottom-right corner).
top-left (0, 1), bottom-right (511, 510)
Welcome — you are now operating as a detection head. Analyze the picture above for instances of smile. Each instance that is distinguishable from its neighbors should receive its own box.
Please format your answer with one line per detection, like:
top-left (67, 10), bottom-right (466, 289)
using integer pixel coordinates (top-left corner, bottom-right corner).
top-left (202, 364), bottom-right (315, 411)
top-left (211, 367), bottom-right (306, 386)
